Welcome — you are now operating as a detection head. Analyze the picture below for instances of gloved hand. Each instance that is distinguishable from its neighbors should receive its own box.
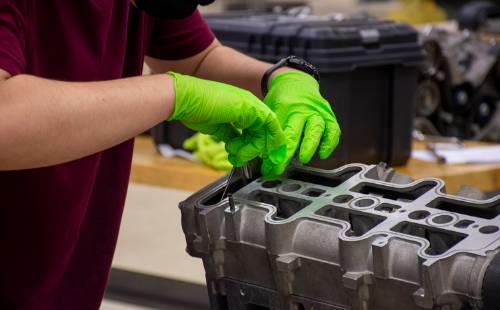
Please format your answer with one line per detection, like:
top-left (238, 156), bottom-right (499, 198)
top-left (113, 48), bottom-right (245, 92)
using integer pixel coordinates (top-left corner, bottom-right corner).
top-left (260, 71), bottom-right (341, 176)
top-left (183, 133), bottom-right (232, 172)
top-left (167, 72), bottom-right (286, 175)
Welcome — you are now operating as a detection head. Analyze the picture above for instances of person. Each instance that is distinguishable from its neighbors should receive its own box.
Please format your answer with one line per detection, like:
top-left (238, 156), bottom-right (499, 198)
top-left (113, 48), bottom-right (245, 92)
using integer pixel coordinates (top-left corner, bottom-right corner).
top-left (0, 1), bottom-right (340, 308)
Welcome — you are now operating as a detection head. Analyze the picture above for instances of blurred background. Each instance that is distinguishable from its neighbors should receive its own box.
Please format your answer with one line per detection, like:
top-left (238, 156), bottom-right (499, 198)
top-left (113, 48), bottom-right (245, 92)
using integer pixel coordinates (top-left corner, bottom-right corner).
top-left (198, 0), bottom-right (495, 19)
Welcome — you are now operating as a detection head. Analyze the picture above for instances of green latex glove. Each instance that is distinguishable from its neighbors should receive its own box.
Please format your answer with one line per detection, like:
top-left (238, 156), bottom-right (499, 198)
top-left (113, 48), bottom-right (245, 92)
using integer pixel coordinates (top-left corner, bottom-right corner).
top-left (183, 133), bottom-right (232, 172)
top-left (167, 72), bottom-right (286, 175)
top-left (261, 71), bottom-right (341, 175)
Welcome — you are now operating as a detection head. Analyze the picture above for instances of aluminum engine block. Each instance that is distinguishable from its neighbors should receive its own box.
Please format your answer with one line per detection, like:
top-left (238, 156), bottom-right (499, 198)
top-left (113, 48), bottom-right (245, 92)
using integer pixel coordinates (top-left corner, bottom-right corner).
top-left (179, 163), bottom-right (500, 310)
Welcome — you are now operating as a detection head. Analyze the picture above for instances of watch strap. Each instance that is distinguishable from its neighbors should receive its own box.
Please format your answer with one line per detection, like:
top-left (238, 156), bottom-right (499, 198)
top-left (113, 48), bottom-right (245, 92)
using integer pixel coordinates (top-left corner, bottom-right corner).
top-left (261, 56), bottom-right (319, 97)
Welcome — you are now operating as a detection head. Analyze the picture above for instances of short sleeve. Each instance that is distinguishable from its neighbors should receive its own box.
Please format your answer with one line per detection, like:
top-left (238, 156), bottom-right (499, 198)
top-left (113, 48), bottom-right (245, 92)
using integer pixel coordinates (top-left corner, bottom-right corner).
top-left (146, 10), bottom-right (215, 60)
top-left (0, 1), bottom-right (26, 76)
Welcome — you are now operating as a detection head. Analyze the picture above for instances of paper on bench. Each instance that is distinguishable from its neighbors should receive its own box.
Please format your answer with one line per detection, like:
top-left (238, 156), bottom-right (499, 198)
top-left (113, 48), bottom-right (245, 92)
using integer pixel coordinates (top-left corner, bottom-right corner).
top-left (412, 145), bottom-right (500, 164)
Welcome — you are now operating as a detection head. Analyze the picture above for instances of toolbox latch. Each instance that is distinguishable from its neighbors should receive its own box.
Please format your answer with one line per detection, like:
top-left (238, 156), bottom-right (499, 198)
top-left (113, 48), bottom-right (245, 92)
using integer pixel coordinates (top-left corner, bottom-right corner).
top-left (360, 29), bottom-right (380, 45)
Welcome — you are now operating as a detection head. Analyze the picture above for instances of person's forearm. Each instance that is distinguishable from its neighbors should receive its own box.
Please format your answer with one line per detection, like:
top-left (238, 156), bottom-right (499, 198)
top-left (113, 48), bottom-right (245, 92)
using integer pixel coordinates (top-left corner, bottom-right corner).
top-left (193, 45), bottom-right (293, 99)
top-left (0, 74), bottom-right (174, 170)
top-left (144, 40), bottom-right (292, 99)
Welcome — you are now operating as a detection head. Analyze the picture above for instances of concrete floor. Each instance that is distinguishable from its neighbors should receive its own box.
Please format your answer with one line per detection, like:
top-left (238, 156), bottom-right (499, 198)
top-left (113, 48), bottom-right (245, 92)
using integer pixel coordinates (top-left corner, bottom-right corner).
top-left (103, 183), bottom-right (209, 309)
top-left (112, 184), bottom-right (206, 284)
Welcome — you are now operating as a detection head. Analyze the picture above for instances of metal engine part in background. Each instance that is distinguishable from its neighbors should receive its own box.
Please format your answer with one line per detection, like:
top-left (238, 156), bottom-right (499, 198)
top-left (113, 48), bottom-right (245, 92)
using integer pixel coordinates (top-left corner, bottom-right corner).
top-left (457, 1), bottom-right (500, 34)
top-left (415, 26), bottom-right (500, 141)
top-left (217, 0), bottom-right (307, 12)
top-left (180, 163), bottom-right (500, 310)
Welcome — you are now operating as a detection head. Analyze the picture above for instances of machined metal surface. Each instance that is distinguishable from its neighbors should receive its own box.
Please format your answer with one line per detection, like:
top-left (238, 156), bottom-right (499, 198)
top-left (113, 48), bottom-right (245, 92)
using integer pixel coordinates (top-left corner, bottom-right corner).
top-left (179, 163), bottom-right (500, 310)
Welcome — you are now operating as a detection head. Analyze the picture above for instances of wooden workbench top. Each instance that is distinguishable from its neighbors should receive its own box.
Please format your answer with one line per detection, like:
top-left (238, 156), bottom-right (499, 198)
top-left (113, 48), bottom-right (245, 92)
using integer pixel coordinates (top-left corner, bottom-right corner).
top-left (131, 136), bottom-right (500, 194)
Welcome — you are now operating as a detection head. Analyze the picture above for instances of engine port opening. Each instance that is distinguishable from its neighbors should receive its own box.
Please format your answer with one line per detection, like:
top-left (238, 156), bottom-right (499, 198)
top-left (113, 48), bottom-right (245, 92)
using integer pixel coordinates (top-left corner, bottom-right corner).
top-left (262, 180), bottom-right (282, 189)
top-left (350, 182), bottom-right (436, 202)
top-left (302, 188), bottom-right (326, 197)
top-left (250, 191), bottom-right (311, 220)
top-left (375, 203), bottom-right (401, 213)
top-left (454, 220), bottom-right (474, 229)
top-left (316, 205), bottom-right (386, 237)
top-left (333, 194), bottom-right (354, 204)
top-left (201, 177), bottom-right (248, 206)
top-left (287, 166), bottom-right (362, 188)
top-left (408, 210), bottom-right (431, 220)
top-left (427, 198), bottom-right (500, 219)
top-left (391, 221), bottom-right (467, 256)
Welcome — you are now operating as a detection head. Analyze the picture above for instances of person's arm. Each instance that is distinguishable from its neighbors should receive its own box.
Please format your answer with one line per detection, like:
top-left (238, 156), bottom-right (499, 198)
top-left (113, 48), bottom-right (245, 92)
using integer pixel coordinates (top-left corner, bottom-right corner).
top-left (0, 69), bottom-right (174, 170)
top-left (146, 40), bottom-right (341, 175)
top-left (146, 40), bottom-right (284, 99)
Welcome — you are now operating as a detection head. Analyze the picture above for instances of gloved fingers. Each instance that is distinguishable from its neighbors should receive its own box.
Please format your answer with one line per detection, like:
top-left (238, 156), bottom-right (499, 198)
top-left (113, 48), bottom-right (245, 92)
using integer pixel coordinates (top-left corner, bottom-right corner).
top-left (260, 155), bottom-right (284, 178)
top-left (261, 156), bottom-right (274, 177)
top-left (319, 119), bottom-right (341, 160)
top-left (232, 91), bottom-right (271, 129)
top-left (271, 113), bottom-right (307, 176)
top-left (210, 124), bottom-right (241, 142)
top-left (226, 116), bottom-right (286, 170)
top-left (299, 115), bottom-right (325, 164)
top-left (230, 97), bottom-right (286, 166)
top-left (185, 123), bottom-right (241, 143)
top-left (226, 134), bottom-right (264, 167)
top-left (225, 130), bottom-right (248, 157)
top-left (263, 113), bottom-right (287, 165)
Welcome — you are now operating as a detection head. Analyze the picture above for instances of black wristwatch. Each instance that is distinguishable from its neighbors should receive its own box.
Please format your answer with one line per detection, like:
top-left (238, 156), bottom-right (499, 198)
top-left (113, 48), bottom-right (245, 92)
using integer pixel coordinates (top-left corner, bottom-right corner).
top-left (261, 56), bottom-right (320, 97)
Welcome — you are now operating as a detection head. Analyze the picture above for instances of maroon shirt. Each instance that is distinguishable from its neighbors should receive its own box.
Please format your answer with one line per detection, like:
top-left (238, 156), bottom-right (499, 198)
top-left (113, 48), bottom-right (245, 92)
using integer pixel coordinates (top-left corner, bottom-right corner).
top-left (0, 1), bottom-right (214, 309)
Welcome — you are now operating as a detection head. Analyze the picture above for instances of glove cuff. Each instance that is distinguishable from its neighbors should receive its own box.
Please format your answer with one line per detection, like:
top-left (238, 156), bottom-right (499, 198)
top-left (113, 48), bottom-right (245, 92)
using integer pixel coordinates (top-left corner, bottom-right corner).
top-left (166, 71), bottom-right (185, 121)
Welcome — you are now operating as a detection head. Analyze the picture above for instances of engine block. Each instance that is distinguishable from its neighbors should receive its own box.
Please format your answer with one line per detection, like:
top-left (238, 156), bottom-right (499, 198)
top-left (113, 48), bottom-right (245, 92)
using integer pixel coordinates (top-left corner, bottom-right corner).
top-left (179, 163), bottom-right (500, 310)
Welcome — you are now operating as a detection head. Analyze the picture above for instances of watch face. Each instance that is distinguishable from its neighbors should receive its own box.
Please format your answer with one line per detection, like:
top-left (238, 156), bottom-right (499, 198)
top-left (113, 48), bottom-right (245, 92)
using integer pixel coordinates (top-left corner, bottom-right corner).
top-left (286, 56), bottom-right (319, 81)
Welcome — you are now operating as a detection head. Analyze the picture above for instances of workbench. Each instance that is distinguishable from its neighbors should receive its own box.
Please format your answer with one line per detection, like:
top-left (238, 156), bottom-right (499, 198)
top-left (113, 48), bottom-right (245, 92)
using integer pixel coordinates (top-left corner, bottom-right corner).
top-left (131, 136), bottom-right (500, 194)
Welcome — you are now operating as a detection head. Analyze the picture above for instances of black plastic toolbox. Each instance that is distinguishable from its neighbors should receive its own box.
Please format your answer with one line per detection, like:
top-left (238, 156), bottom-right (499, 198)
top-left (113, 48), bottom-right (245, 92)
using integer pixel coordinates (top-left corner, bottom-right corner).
top-left (151, 13), bottom-right (424, 169)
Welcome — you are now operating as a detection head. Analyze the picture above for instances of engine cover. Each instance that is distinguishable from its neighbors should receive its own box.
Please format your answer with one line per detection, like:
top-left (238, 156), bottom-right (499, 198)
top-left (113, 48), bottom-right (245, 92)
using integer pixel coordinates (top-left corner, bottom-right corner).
top-left (179, 163), bottom-right (500, 310)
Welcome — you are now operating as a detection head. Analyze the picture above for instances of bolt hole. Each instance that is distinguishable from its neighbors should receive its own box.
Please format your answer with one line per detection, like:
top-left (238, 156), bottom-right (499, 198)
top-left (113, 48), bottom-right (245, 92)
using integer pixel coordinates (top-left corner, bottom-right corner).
top-left (353, 198), bottom-right (376, 208)
top-left (333, 195), bottom-right (353, 204)
top-left (432, 214), bottom-right (454, 224)
top-left (302, 188), bottom-right (325, 197)
top-left (281, 183), bottom-right (301, 192)
top-left (479, 226), bottom-right (499, 234)
top-left (409, 210), bottom-right (431, 220)
top-left (262, 180), bottom-right (281, 189)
